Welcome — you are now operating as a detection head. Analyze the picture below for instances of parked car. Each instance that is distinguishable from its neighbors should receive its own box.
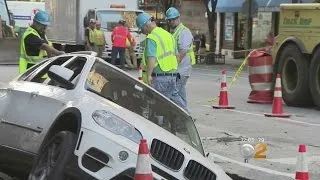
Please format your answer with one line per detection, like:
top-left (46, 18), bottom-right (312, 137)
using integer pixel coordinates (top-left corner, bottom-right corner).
top-left (0, 52), bottom-right (232, 180)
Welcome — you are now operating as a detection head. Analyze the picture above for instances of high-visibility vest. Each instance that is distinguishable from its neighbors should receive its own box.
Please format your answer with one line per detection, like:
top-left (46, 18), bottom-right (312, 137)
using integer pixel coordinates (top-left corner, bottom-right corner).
top-left (19, 27), bottom-right (51, 74)
top-left (141, 27), bottom-right (178, 83)
top-left (126, 38), bottom-right (131, 48)
top-left (172, 23), bottom-right (196, 65)
top-left (94, 29), bottom-right (105, 46)
top-left (89, 28), bottom-right (95, 44)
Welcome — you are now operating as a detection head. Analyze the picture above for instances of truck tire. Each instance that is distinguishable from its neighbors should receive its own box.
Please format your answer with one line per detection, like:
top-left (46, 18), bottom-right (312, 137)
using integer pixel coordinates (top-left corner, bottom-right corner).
top-left (310, 49), bottom-right (320, 108)
top-left (277, 44), bottom-right (313, 106)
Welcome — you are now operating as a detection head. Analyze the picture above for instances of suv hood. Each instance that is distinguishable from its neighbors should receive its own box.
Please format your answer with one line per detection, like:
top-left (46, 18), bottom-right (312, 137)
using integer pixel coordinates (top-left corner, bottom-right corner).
top-left (82, 91), bottom-right (231, 179)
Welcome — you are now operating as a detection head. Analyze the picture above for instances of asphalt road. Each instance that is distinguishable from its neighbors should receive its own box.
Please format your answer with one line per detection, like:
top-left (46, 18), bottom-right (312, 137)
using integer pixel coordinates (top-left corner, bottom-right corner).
top-left (0, 64), bottom-right (319, 180)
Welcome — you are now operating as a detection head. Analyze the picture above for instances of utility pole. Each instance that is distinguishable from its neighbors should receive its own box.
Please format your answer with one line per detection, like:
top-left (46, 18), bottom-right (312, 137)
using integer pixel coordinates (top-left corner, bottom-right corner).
top-left (247, 0), bottom-right (252, 50)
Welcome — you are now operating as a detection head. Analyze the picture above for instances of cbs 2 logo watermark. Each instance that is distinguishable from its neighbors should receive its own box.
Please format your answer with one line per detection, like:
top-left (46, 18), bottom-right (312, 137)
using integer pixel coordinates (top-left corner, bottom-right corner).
top-left (241, 138), bottom-right (267, 159)
top-left (254, 143), bottom-right (267, 159)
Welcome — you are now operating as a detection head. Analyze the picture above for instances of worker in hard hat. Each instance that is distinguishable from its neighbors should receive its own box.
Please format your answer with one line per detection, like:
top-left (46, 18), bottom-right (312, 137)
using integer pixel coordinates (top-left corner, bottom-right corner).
top-left (19, 10), bottom-right (64, 74)
top-left (94, 21), bottom-right (106, 58)
top-left (166, 7), bottom-right (196, 112)
top-left (85, 19), bottom-right (96, 51)
top-left (111, 20), bottom-right (134, 69)
top-left (136, 12), bottom-right (184, 107)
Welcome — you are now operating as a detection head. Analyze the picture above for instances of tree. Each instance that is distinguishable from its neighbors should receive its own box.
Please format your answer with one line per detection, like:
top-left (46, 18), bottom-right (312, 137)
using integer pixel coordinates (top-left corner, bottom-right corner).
top-left (203, 0), bottom-right (218, 52)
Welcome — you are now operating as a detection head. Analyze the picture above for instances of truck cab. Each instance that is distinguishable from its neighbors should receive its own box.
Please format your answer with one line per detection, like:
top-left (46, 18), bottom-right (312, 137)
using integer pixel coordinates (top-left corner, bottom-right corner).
top-left (45, 0), bottom-right (145, 63)
top-left (84, 7), bottom-right (145, 60)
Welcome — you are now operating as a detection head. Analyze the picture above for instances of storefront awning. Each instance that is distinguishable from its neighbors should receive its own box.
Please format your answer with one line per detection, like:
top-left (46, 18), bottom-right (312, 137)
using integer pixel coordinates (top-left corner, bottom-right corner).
top-left (215, 0), bottom-right (246, 13)
top-left (214, 0), bottom-right (315, 13)
top-left (244, 0), bottom-right (315, 12)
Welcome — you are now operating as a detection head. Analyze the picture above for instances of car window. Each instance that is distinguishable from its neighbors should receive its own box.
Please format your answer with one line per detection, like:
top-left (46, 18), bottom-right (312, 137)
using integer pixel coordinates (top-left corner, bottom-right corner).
top-left (25, 56), bottom-right (73, 83)
top-left (25, 56), bottom-right (87, 89)
top-left (85, 60), bottom-right (204, 154)
top-left (18, 59), bottom-right (51, 81)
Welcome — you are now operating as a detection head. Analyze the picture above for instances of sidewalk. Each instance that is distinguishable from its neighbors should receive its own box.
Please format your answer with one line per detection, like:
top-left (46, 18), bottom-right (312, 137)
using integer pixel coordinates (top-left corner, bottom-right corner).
top-left (0, 39), bottom-right (19, 65)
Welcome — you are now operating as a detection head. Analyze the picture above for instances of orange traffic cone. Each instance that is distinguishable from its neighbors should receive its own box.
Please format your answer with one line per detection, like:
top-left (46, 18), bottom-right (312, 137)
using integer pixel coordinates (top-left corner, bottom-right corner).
top-left (264, 74), bottom-right (291, 118)
top-left (138, 66), bottom-right (142, 81)
top-left (295, 144), bottom-right (309, 180)
top-left (134, 139), bottom-right (153, 180)
top-left (212, 70), bottom-right (235, 109)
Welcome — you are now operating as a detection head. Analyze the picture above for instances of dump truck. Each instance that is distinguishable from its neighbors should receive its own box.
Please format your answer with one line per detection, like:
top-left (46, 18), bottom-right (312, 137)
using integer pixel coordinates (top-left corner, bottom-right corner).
top-left (272, 3), bottom-right (320, 108)
top-left (45, 0), bottom-right (145, 60)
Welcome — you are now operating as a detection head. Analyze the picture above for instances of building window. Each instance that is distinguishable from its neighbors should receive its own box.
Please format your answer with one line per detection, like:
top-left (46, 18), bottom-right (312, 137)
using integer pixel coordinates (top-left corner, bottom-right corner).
top-left (224, 13), bottom-right (234, 41)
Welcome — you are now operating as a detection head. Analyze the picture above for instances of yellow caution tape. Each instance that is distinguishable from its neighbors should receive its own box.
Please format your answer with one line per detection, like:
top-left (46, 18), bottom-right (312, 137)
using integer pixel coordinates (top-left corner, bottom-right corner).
top-left (195, 50), bottom-right (257, 105)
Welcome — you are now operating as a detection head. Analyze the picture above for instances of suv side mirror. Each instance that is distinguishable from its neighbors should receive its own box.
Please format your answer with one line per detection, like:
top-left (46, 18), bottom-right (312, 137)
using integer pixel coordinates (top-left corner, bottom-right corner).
top-left (48, 65), bottom-right (74, 89)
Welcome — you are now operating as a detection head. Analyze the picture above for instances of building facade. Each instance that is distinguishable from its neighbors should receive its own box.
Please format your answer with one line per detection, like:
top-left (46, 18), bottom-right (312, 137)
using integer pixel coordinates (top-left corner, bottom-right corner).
top-left (215, 0), bottom-right (314, 59)
top-left (179, 0), bottom-right (209, 36)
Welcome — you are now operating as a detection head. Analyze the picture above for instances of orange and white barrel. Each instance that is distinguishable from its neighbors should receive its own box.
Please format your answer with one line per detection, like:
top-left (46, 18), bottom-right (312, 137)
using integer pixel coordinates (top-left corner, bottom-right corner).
top-left (247, 50), bottom-right (274, 104)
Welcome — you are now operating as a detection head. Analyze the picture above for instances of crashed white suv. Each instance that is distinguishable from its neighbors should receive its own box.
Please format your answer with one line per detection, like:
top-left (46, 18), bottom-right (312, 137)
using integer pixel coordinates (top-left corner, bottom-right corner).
top-left (0, 52), bottom-right (232, 180)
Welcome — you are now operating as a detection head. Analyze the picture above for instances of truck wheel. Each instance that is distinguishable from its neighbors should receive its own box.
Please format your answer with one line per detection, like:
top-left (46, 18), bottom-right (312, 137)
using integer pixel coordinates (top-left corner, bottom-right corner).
top-left (28, 131), bottom-right (77, 180)
top-left (310, 49), bottom-right (320, 107)
top-left (277, 44), bottom-right (313, 106)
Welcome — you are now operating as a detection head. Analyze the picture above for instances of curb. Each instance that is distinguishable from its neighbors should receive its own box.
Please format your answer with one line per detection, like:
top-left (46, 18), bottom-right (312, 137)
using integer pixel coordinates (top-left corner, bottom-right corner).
top-left (0, 61), bottom-right (18, 65)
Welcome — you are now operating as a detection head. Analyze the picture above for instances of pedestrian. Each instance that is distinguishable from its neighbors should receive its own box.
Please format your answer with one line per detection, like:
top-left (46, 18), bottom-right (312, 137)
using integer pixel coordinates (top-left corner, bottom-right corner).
top-left (193, 30), bottom-right (201, 60)
top-left (111, 19), bottom-right (134, 69)
top-left (166, 7), bottom-right (196, 112)
top-left (136, 12), bottom-right (184, 107)
top-left (85, 19), bottom-right (96, 51)
top-left (199, 34), bottom-right (206, 54)
top-left (19, 10), bottom-right (64, 74)
top-left (93, 21), bottom-right (106, 58)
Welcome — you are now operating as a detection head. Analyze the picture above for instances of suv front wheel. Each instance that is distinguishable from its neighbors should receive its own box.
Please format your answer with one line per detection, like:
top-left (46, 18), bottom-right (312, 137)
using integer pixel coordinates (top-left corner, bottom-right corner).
top-left (28, 131), bottom-right (77, 180)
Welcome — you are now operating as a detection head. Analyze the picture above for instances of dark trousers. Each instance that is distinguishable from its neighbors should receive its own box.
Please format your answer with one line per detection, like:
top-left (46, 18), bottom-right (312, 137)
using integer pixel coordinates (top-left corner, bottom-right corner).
top-left (111, 46), bottom-right (125, 69)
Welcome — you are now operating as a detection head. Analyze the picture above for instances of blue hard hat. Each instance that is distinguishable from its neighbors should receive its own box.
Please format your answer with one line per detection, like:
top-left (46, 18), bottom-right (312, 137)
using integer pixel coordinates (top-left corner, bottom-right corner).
top-left (165, 7), bottom-right (180, 20)
top-left (136, 12), bottom-right (152, 29)
top-left (33, 10), bottom-right (50, 26)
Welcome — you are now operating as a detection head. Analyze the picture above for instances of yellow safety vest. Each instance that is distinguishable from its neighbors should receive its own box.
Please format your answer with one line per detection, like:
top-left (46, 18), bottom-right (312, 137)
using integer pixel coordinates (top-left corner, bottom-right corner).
top-left (126, 38), bottom-right (131, 48)
top-left (89, 28), bottom-right (95, 44)
top-left (19, 27), bottom-right (52, 74)
top-left (142, 27), bottom-right (178, 83)
top-left (94, 29), bottom-right (105, 46)
top-left (172, 23), bottom-right (196, 65)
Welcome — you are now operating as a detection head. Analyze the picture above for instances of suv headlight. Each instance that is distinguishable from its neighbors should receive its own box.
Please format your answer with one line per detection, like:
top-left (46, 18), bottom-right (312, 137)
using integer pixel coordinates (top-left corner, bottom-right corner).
top-left (92, 110), bottom-right (143, 143)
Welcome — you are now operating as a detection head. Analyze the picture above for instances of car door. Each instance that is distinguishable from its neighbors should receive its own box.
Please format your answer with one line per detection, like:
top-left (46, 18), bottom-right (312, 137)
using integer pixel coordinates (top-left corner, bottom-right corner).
top-left (0, 56), bottom-right (86, 153)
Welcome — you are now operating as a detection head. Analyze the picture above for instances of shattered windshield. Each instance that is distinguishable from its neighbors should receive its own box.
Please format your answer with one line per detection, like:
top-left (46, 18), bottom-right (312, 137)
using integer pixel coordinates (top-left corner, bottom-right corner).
top-left (96, 10), bottom-right (142, 32)
top-left (85, 59), bottom-right (204, 155)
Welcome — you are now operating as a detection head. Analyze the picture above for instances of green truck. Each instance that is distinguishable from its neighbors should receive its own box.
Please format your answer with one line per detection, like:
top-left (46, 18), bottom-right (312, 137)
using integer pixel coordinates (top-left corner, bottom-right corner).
top-left (272, 3), bottom-right (320, 108)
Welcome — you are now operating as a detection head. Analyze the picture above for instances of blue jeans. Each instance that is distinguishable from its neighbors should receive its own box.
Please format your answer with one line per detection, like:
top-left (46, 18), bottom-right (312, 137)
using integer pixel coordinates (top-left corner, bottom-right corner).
top-left (153, 76), bottom-right (185, 109)
top-left (175, 76), bottom-right (189, 112)
top-left (111, 46), bottom-right (125, 68)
